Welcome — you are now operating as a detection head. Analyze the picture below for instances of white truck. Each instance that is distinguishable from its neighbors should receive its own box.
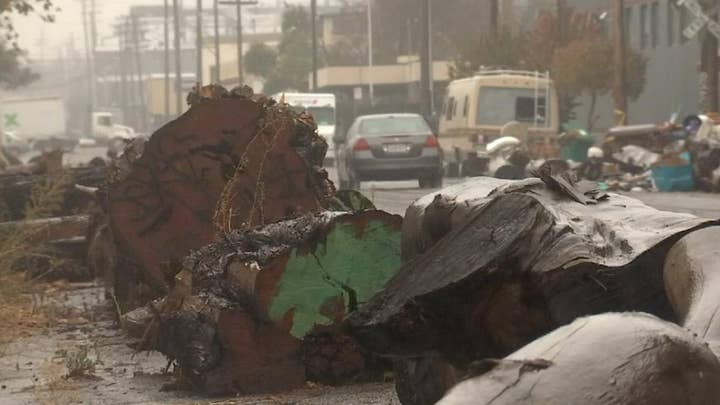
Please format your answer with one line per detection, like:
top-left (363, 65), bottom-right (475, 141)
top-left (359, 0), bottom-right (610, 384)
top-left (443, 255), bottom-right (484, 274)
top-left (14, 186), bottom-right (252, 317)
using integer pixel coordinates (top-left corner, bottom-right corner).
top-left (0, 96), bottom-right (73, 153)
top-left (275, 92), bottom-right (337, 164)
top-left (89, 111), bottom-right (137, 150)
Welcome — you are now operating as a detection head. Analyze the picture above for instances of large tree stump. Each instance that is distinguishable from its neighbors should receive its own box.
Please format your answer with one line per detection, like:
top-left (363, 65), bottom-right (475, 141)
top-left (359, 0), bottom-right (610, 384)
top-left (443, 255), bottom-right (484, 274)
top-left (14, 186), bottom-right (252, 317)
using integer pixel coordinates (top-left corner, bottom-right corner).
top-left (127, 210), bottom-right (402, 395)
top-left (106, 87), bottom-right (334, 310)
top-left (348, 174), bottom-right (719, 404)
top-left (438, 313), bottom-right (720, 405)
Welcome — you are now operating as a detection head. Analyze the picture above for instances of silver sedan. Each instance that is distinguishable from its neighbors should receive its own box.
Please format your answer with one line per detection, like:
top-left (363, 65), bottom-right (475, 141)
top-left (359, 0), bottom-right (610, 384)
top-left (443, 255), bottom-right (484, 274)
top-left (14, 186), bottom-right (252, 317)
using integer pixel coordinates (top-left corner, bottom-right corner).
top-left (335, 113), bottom-right (443, 189)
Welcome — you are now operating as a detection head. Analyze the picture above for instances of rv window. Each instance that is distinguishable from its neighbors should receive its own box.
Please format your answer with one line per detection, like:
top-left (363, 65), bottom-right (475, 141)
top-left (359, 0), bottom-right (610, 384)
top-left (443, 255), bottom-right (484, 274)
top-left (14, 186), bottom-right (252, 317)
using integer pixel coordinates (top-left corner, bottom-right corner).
top-left (477, 87), bottom-right (551, 127)
top-left (462, 96), bottom-right (469, 117)
top-left (445, 97), bottom-right (455, 121)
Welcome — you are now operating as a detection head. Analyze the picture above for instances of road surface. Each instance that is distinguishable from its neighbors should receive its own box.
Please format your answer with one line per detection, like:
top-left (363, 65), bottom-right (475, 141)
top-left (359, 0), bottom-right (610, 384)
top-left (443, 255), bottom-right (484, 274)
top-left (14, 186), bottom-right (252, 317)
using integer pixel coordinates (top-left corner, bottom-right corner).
top-left (335, 172), bottom-right (720, 219)
top-left (56, 146), bottom-right (720, 219)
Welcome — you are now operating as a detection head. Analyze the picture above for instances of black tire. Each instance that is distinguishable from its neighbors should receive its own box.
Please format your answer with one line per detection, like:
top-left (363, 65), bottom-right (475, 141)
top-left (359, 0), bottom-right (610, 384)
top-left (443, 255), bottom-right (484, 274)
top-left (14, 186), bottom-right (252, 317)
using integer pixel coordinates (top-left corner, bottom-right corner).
top-left (446, 162), bottom-right (460, 178)
top-left (394, 354), bottom-right (459, 405)
top-left (419, 173), bottom-right (442, 189)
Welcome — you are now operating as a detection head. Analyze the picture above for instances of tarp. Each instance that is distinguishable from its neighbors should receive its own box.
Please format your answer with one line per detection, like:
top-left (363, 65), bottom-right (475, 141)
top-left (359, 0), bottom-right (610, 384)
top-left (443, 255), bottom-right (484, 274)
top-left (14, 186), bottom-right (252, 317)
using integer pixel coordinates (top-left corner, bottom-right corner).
top-left (350, 176), bottom-right (719, 358)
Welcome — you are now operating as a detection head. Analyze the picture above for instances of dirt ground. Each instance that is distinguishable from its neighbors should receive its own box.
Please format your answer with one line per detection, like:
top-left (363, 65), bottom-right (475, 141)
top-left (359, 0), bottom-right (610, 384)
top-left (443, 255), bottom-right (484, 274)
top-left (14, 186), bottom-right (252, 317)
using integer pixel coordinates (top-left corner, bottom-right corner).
top-left (0, 283), bottom-right (399, 405)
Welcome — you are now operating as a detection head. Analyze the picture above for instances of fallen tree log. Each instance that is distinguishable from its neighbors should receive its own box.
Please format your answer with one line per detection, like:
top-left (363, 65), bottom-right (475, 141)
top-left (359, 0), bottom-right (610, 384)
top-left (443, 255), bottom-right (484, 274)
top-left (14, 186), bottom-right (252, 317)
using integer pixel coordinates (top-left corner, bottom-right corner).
top-left (127, 210), bottom-right (402, 395)
top-left (438, 313), bottom-right (720, 405)
top-left (106, 86), bottom-right (334, 310)
top-left (664, 226), bottom-right (720, 355)
top-left (348, 172), bottom-right (719, 404)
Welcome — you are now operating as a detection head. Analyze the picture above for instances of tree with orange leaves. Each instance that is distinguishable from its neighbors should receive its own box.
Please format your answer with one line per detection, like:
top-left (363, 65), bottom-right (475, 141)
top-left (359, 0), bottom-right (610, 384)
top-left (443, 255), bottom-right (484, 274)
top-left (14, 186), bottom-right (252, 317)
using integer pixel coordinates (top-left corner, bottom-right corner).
top-left (451, 7), bottom-right (647, 130)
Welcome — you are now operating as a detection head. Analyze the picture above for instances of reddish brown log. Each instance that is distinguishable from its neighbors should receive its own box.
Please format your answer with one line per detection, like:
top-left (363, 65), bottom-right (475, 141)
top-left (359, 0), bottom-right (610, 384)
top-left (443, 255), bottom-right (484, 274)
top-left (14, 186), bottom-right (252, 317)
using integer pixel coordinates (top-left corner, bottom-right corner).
top-left (125, 210), bottom-right (402, 395)
top-left (107, 87), bottom-right (333, 310)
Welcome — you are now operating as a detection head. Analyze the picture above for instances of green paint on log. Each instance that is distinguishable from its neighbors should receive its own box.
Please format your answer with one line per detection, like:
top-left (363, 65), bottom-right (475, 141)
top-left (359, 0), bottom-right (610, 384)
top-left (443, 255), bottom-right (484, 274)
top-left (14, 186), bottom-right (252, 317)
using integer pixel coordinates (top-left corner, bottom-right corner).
top-left (268, 218), bottom-right (401, 339)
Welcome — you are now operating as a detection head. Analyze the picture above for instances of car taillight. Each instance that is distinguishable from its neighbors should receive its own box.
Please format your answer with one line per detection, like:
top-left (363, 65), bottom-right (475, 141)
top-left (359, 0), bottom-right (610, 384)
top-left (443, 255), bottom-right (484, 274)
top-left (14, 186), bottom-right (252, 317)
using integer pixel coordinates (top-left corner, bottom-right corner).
top-left (353, 138), bottom-right (370, 151)
top-left (424, 135), bottom-right (439, 148)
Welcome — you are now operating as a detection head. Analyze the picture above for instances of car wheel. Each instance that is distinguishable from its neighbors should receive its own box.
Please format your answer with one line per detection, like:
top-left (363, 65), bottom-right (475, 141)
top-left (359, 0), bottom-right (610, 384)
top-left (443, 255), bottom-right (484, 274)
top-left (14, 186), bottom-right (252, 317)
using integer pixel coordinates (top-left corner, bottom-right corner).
top-left (446, 162), bottom-right (459, 178)
top-left (429, 172), bottom-right (443, 188)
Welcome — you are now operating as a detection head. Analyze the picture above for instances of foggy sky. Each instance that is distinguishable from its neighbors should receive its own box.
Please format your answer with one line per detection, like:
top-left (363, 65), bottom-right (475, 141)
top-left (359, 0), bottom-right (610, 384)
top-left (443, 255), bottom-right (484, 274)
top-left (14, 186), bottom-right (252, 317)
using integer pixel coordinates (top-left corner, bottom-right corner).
top-left (13, 0), bottom-right (310, 61)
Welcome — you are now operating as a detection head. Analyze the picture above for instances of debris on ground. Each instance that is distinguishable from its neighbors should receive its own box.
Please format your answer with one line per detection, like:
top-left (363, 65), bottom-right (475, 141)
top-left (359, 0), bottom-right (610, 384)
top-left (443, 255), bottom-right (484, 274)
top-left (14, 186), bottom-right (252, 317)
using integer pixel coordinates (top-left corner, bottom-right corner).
top-left (348, 162), bottom-right (720, 404)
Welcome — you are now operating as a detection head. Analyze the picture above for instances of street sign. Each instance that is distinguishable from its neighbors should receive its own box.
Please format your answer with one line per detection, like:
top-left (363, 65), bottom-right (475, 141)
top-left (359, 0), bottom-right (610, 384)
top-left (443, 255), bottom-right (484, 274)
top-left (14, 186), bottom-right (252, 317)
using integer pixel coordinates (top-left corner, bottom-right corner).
top-left (4, 114), bottom-right (18, 128)
top-left (677, 0), bottom-right (720, 40)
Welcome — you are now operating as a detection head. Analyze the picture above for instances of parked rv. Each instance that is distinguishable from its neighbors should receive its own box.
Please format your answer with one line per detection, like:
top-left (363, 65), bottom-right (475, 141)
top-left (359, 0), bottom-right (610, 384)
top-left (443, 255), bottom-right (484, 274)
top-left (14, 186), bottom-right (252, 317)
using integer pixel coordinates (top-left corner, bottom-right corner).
top-left (438, 70), bottom-right (560, 176)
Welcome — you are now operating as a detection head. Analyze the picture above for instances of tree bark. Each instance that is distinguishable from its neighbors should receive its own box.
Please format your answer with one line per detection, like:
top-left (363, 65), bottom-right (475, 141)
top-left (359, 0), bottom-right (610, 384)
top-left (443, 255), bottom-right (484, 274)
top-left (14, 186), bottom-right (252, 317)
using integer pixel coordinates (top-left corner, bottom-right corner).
top-left (126, 210), bottom-right (403, 395)
top-left (438, 313), bottom-right (720, 405)
top-left (106, 86), bottom-right (334, 311)
top-left (348, 175), bottom-right (716, 390)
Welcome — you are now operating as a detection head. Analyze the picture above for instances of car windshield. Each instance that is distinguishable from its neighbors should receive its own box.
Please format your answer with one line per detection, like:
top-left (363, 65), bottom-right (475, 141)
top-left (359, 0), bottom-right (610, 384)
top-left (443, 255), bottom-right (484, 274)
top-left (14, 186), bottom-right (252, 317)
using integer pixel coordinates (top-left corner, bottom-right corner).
top-left (477, 87), bottom-right (551, 127)
top-left (290, 106), bottom-right (336, 126)
top-left (359, 116), bottom-right (429, 136)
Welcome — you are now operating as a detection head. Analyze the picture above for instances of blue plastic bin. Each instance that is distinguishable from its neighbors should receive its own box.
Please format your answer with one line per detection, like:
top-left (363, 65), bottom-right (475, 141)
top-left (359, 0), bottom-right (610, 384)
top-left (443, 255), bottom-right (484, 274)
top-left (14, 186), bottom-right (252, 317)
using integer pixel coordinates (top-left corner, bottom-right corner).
top-left (651, 164), bottom-right (695, 192)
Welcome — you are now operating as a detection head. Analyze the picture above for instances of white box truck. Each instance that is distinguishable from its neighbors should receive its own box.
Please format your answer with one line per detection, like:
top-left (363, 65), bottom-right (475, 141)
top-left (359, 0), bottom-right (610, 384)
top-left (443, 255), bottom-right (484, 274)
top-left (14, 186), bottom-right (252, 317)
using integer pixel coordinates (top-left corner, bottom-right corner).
top-left (0, 96), bottom-right (73, 152)
top-left (274, 92), bottom-right (337, 165)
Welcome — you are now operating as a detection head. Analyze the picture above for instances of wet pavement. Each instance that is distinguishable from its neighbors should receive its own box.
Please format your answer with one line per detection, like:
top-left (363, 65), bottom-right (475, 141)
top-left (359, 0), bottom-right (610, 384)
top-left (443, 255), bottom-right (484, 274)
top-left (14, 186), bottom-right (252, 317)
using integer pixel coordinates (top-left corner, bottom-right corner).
top-left (0, 284), bottom-right (400, 405)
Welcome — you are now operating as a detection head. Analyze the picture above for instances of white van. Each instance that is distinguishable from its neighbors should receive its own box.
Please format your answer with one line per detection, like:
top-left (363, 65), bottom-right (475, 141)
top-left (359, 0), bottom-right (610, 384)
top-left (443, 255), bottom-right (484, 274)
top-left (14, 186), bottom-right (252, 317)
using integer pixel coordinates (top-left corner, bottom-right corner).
top-left (275, 92), bottom-right (337, 164)
top-left (438, 70), bottom-right (560, 176)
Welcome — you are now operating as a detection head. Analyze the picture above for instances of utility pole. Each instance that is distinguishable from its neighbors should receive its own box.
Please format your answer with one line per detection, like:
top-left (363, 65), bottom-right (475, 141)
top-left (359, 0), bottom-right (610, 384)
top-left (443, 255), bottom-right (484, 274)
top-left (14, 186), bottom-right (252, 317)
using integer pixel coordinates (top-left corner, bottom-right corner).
top-left (490, 0), bottom-right (499, 37)
top-left (214, 0), bottom-right (220, 82)
top-left (367, 0), bottom-right (374, 106)
top-left (132, 14), bottom-right (148, 131)
top-left (236, 1), bottom-right (243, 84)
top-left (556, 0), bottom-right (566, 45)
top-left (612, 0), bottom-right (628, 124)
top-left (420, 0), bottom-right (432, 117)
top-left (90, 0), bottom-right (98, 106)
top-left (700, 0), bottom-right (719, 113)
top-left (164, 0), bottom-right (171, 120)
top-left (197, 0), bottom-right (204, 85)
top-left (311, 0), bottom-right (318, 90)
top-left (173, 0), bottom-right (183, 116)
top-left (219, 1), bottom-right (257, 85)
top-left (118, 23), bottom-right (129, 126)
top-left (80, 0), bottom-right (94, 135)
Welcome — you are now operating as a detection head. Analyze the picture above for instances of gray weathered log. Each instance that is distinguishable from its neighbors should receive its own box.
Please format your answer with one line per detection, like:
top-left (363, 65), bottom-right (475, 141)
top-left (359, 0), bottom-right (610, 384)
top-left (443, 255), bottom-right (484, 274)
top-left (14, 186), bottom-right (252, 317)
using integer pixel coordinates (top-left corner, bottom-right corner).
top-left (664, 226), bottom-right (720, 355)
top-left (439, 313), bottom-right (720, 405)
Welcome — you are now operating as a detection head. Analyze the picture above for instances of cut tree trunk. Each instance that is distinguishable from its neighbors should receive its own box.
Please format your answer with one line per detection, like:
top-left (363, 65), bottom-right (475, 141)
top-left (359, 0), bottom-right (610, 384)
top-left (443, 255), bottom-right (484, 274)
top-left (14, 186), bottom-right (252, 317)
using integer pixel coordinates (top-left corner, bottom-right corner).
top-left (438, 313), bottom-right (720, 405)
top-left (127, 210), bottom-right (402, 395)
top-left (348, 174), bottom-right (718, 404)
top-left (107, 86), bottom-right (334, 311)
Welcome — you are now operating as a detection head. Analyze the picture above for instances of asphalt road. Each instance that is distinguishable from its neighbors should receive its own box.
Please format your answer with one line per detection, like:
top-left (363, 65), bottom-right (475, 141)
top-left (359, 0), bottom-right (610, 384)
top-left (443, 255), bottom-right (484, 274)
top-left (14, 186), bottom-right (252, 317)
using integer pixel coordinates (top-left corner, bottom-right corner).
top-left (342, 172), bottom-right (720, 219)
top-left (61, 146), bottom-right (720, 219)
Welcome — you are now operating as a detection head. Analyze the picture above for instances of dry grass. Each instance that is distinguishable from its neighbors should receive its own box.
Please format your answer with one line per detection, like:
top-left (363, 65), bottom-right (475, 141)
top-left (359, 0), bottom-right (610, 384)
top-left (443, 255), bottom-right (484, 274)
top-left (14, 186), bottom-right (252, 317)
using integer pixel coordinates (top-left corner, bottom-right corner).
top-left (0, 171), bottom-right (72, 346)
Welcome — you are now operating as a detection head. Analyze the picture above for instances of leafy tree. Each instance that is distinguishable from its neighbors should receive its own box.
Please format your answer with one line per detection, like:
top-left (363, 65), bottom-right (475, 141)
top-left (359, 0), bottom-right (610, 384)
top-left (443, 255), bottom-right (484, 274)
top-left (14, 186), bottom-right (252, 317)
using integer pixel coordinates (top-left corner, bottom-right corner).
top-left (263, 5), bottom-right (313, 94)
top-left (244, 42), bottom-right (277, 78)
top-left (0, 0), bottom-right (58, 89)
top-left (0, 42), bottom-right (37, 88)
